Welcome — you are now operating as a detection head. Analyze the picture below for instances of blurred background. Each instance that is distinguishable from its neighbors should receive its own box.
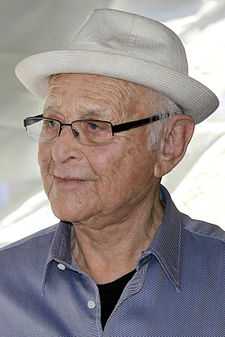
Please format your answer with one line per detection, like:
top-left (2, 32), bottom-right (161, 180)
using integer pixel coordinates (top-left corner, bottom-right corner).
top-left (0, 0), bottom-right (224, 247)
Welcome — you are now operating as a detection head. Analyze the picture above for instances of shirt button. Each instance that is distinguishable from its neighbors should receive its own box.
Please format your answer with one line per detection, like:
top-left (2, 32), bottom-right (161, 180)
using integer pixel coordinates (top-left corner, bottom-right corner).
top-left (88, 300), bottom-right (96, 309)
top-left (57, 263), bottom-right (66, 271)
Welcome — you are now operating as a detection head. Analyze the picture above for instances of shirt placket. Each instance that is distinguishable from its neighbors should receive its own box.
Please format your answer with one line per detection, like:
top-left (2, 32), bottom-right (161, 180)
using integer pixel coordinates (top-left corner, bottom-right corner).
top-left (102, 262), bottom-right (149, 336)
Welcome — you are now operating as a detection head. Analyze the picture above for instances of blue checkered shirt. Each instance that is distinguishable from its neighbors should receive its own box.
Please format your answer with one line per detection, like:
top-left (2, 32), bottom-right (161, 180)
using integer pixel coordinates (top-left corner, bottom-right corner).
top-left (0, 184), bottom-right (225, 337)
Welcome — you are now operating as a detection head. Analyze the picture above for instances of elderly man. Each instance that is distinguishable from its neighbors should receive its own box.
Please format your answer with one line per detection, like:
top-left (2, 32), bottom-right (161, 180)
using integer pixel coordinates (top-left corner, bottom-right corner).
top-left (0, 8), bottom-right (224, 337)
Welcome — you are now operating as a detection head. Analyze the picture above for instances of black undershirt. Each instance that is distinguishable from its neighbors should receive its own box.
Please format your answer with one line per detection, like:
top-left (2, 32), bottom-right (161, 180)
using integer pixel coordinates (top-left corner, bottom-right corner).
top-left (97, 270), bottom-right (136, 329)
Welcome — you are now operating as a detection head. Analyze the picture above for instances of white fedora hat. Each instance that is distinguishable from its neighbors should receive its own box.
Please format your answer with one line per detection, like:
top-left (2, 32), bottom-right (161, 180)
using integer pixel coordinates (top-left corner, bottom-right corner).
top-left (15, 8), bottom-right (219, 123)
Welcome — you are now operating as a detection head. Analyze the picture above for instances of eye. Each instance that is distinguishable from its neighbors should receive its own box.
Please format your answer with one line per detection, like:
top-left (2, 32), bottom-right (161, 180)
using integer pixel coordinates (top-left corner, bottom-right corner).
top-left (87, 121), bottom-right (101, 130)
top-left (44, 119), bottom-right (58, 128)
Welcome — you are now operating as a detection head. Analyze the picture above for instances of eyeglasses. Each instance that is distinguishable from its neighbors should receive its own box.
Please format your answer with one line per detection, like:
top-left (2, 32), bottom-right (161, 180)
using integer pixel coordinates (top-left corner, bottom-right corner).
top-left (23, 112), bottom-right (171, 145)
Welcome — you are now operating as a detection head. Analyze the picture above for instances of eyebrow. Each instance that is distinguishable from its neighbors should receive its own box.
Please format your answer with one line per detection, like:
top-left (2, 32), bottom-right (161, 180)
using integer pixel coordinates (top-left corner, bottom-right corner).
top-left (43, 107), bottom-right (111, 121)
top-left (43, 107), bottom-right (63, 117)
top-left (81, 111), bottom-right (109, 120)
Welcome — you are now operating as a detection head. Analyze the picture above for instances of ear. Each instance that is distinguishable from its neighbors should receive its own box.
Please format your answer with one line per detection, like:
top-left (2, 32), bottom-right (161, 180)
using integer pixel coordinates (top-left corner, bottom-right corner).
top-left (153, 114), bottom-right (195, 178)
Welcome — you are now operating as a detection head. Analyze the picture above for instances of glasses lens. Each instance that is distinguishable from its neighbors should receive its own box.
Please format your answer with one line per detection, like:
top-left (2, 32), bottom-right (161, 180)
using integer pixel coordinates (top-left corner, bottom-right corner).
top-left (73, 120), bottom-right (112, 144)
top-left (26, 118), bottom-right (60, 142)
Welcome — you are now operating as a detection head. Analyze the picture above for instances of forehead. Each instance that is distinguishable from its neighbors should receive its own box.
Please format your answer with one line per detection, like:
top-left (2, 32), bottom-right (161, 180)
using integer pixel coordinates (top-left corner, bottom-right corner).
top-left (44, 73), bottom-right (158, 120)
top-left (45, 74), bottom-right (132, 117)
top-left (48, 73), bottom-right (134, 95)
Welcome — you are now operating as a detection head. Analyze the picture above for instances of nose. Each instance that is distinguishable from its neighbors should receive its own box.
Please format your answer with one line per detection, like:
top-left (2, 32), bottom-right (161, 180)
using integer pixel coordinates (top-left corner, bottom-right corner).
top-left (51, 125), bottom-right (84, 163)
top-left (59, 124), bottom-right (79, 138)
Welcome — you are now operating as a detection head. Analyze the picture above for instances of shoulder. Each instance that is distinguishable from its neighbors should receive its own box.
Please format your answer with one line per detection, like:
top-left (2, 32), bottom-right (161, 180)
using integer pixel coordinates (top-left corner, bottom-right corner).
top-left (183, 213), bottom-right (225, 242)
top-left (0, 224), bottom-right (58, 292)
top-left (182, 212), bottom-right (225, 256)
top-left (0, 224), bottom-right (58, 306)
top-left (0, 224), bottom-right (57, 262)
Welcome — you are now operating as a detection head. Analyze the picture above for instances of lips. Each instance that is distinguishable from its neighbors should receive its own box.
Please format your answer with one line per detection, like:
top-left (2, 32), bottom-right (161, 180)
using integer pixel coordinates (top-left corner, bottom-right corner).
top-left (53, 175), bottom-right (87, 191)
top-left (54, 175), bottom-right (85, 182)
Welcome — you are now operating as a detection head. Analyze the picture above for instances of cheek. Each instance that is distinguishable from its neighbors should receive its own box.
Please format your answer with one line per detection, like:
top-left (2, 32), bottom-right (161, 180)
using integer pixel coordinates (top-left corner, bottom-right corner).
top-left (89, 141), bottom-right (154, 207)
top-left (38, 144), bottom-right (53, 187)
top-left (90, 143), bottom-right (125, 180)
top-left (38, 144), bottom-right (51, 168)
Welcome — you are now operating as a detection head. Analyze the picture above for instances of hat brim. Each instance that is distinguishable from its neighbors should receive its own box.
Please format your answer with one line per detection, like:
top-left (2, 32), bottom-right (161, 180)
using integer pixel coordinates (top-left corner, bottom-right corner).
top-left (15, 49), bottom-right (219, 123)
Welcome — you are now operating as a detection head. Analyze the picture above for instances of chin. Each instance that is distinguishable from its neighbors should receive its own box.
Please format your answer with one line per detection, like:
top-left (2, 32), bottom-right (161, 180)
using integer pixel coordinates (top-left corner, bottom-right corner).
top-left (50, 201), bottom-right (95, 224)
top-left (51, 206), bottom-right (80, 223)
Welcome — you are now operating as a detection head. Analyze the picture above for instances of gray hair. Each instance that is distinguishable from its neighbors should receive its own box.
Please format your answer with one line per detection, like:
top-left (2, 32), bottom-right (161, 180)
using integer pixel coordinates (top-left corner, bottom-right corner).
top-left (121, 80), bottom-right (184, 151)
top-left (147, 95), bottom-right (183, 151)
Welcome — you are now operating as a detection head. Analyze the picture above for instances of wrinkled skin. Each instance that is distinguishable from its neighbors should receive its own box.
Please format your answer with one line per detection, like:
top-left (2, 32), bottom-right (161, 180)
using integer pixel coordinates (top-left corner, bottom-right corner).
top-left (39, 74), bottom-right (162, 226)
top-left (38, 73), bottom-right (194, 283)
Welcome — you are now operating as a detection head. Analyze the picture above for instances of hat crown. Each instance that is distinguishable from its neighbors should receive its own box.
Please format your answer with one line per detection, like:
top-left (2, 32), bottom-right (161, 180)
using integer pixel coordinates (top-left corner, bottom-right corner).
top-left (15, 8), bottom-right (219, 124)
top-left (70, 8), bottom-right (188, 75)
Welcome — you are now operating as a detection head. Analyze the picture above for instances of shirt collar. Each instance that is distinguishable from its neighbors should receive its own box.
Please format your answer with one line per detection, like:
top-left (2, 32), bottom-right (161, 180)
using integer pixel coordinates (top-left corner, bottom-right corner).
top-left (47, 220), bottom-right (73, 265)
top-left (41, 184), bottom-right (183, 294)
top-left (41, 220), bottom-right (73, 295)
top-left (139, 184), bottom-right (182, 291)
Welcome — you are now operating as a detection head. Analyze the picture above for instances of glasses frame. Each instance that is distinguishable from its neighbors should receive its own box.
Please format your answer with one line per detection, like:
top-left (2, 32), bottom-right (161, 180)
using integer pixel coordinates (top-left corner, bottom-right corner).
top-left (23, 112), bottom-right (171, 143)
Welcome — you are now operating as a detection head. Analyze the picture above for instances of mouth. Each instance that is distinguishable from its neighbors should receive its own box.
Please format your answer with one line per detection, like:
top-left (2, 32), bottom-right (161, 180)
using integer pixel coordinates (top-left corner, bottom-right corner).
top-left (54, 176), bottom-right (85, 182)
top-left (53, 175), bottom-right (87, 189)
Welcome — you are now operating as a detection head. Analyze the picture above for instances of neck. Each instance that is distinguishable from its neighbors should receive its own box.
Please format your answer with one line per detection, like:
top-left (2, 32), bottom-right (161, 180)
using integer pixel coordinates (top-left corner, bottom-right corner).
top-left (71, 184), bottom-right (164, 284)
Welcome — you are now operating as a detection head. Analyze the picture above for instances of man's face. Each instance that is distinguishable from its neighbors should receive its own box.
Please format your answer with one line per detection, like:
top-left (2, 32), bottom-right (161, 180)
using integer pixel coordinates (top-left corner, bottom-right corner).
top-left (38, 74), bottom-right (159, 225)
